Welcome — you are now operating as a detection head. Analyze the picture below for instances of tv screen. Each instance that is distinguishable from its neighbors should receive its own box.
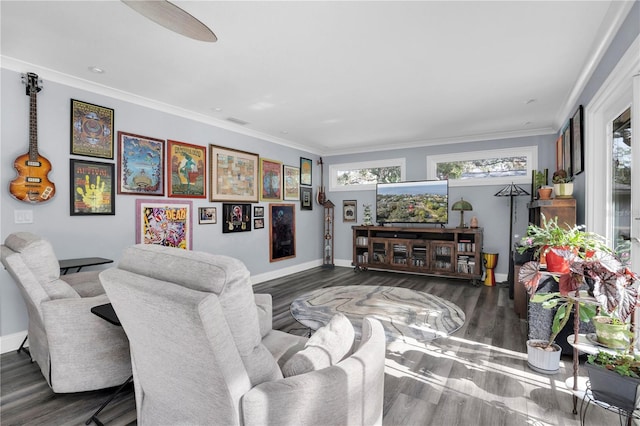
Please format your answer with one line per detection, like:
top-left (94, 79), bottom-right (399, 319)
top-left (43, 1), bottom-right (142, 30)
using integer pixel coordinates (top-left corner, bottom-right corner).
top-left (376, 180), bottom-right (448, 224)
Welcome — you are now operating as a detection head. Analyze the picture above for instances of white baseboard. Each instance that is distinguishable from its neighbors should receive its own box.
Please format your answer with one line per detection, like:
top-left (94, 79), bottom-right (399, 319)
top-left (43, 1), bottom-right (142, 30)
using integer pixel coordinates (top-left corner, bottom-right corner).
top-left (1, 330), bottom-right (28, 354)
top-left (251, 259), bottom-right (323, 284)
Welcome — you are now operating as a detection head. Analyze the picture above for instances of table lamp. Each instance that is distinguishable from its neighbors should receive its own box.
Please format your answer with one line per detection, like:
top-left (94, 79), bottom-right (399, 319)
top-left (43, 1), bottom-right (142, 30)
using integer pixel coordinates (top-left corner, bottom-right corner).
top-left (451, 198), bottom-right (473, 228)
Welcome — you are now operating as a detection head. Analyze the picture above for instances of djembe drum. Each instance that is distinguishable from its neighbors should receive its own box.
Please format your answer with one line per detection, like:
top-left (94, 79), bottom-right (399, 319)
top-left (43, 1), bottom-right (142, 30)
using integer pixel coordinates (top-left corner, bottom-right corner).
top-left (483, 252), bottom-right (498, 286)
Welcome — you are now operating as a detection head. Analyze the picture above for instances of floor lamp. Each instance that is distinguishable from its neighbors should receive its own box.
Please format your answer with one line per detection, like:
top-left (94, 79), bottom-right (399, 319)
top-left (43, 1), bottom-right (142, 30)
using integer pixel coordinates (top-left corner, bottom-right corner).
top-left (494, 183), bottom-right (530, 296)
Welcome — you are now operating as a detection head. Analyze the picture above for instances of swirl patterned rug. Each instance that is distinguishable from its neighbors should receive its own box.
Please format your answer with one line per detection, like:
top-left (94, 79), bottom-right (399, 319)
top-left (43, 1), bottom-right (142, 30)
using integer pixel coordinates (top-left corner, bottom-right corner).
top-left (290, 285), bottom-right (465, 343)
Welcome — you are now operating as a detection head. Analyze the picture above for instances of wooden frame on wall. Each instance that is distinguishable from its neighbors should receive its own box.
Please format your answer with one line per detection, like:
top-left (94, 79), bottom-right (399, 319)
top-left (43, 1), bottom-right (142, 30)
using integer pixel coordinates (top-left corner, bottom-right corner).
top-left (167, 140), bottom-right (206, 198)
top-left (136, 199), bottom-right (192, 249)
top-left (70, 159), bottom-right (115, 215)
top-left (70, 99), bottom-right (114, 159)
top-left (343, 200), bottom-right (357, 222)
top-left (198, 207), bottom-right (217, 224)
top-left (269, 203), bottom-right (295, 262)
top-left (300, 186), bottom-right (313, 210)
top-left (260, 158), bottom-right (283, 201)
top-left (562, 122), bottom-right (572, 175)
top-left (209, 144), bottom-right (259, 202)
top-left (117, 131), bottom-right (165, 196)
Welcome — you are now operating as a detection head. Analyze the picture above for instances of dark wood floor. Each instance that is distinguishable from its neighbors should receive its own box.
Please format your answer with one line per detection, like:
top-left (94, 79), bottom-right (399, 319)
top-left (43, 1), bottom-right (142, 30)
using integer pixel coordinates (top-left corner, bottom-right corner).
top-left (1, 266), bottom-right (620, 425)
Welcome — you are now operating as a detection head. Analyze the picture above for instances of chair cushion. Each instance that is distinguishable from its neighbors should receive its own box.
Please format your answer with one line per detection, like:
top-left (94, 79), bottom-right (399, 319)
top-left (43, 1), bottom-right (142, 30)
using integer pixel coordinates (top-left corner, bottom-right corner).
top-left (4, 232), bottom-right (78, 300)
top-left (282, 313), bottom-right (355, 377)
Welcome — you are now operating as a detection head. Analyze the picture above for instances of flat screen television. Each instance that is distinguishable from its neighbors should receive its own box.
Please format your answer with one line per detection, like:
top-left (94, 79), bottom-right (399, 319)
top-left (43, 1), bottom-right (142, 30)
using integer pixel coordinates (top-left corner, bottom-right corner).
top-left (376, 180), bottom-right (448, 224)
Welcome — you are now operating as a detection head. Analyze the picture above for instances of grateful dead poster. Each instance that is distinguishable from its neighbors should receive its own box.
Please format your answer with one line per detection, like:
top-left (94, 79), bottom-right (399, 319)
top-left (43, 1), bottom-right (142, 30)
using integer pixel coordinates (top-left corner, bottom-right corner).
top-left (136, 199), bottom-right (192, 249)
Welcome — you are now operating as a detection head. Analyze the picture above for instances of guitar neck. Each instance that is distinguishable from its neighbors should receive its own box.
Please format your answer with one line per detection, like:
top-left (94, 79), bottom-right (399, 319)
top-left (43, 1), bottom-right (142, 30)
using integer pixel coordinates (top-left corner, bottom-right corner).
top-left (29, 85), bottom-right (38, 161)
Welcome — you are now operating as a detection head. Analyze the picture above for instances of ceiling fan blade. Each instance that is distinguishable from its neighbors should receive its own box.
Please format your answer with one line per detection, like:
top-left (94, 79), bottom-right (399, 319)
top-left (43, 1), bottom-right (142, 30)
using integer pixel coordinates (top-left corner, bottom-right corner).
top-left (122, 0), bottom-right (217, 42)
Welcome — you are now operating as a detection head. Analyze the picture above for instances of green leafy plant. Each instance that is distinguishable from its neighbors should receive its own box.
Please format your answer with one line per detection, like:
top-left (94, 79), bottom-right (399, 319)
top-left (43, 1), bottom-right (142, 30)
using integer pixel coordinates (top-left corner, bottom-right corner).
top-left (587, 351), bottom-right (640, 378)
top-left (552, 169), bottom-right (574, 184)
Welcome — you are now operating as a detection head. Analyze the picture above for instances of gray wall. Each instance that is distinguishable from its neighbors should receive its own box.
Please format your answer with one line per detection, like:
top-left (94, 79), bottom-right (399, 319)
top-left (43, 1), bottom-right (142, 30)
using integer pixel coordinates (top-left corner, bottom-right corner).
top-left (325, 134), bottom-right (557, 277)
top-left (1, 68), bottom-right (324, 337)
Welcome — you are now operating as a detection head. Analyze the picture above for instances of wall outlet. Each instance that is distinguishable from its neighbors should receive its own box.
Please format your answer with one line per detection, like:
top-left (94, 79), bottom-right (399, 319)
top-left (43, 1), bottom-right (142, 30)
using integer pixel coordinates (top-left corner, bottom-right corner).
top-left (14, 210), bottom-right (34, 224)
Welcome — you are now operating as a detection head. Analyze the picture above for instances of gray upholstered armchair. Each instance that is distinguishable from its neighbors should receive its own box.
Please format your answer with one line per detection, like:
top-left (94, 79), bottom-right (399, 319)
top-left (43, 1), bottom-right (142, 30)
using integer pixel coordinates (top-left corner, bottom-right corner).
top-left (101, 244), bottom-right (386, 425)
top-left (0, 232), bottom-right (131, 393)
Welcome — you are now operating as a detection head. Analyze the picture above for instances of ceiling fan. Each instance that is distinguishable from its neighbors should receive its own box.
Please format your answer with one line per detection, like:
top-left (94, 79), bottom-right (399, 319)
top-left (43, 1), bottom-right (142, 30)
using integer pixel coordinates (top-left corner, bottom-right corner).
top-left (122, 0), bottom-right (217, 42)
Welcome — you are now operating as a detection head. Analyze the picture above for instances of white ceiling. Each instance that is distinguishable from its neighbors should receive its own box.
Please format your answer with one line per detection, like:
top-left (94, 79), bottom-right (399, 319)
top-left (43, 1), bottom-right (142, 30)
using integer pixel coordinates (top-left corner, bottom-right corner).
top-left (1, 1), bottom-right (634, 155)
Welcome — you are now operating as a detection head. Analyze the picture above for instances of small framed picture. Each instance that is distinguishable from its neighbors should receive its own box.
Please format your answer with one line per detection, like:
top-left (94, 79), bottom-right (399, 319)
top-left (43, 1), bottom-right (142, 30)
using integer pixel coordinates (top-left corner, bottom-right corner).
top-left (70, 99), bottom-right (114, 159)
top-left (254, 218), bottom-right (265, 229)
top-left (283, 165), bottom-right (300, 201)
top-left (254, 206), bottom-right (264, 218)
top-left (571, 105), bottom-right (584, 175)
top-left (222, 203), bottom-right (251, 233)
top-left (300, 157), bottom-right (312, 186)
top-left (70, 159), bottom-right (115, 215)
top-left (198, 207), bottom-right (217, 224)
top-left (301, 187), bottom-right (313, 210)
top-left (343, 200), bottom-right (357, 222)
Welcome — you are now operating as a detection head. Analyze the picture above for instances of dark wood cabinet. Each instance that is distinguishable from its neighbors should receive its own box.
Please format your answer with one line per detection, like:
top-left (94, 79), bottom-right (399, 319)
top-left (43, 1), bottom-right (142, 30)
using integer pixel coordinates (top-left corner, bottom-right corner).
top-left (528, 198), bottom-right (576, 228)
top-left (352, 226), bottom-right (483, 281)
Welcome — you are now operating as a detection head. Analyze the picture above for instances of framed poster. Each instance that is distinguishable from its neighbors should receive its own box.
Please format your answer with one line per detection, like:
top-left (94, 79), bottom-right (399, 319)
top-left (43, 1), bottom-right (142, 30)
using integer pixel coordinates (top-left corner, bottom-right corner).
top-left (209, 144), bottom-right (259, 202)
top-left (562, 122), bottom-right (572, 175)
top-left (254, 206), bottom-right (264, 217)
top-left (343, 200), bottom-right (357, 222)
top-left (198, 207), bottom-right (217, 224)
top-left (260, 158), bottom-right (283, 201)
top-left (70, 159), bottom-right (115, 215)
top-left (136, 199), bottom-right (192, 249)
top-left (300, 157), bottom-right (313, 186)
top-left (254, 218), bottom-right (265, 229)
top-left (70, 99), bottom-right (114, 159)
top-left (222, 203), bottom-right (251, 233)
top-left (167, 140), bottom-right (206, 198)
top-left (270, 203), bottom-right (295, 262)
top-left (571, 105), bottom-right (584, 175)
top-left (555, 135), bottom-right (563, 172)
top-left (300, 187), bottom-right (313, 210)
top-left (283, 165), bottom-right (300, 200)
top-left (117, 131), bottom-right (165, 195)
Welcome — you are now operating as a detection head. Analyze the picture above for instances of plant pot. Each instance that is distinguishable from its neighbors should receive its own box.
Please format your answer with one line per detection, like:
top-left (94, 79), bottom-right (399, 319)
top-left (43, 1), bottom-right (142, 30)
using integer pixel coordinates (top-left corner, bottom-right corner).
top-left (591, 316), bottom-right (632, 349)
top-left (544, 247), bottom-right (571, 273)
top-left (537, 187), bottom-right (553, 200)
top-left (584, 362), bottom-right (640, 411)
top-left (526, 339), bottom-right (561, 374)
top-left (553, 182), bottom-right (574, 198)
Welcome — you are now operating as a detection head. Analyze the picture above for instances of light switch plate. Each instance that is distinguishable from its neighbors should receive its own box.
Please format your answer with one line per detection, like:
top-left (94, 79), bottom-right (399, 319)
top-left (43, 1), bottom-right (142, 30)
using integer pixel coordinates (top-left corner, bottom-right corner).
top-left (14, 210), bottom-right (34, 224)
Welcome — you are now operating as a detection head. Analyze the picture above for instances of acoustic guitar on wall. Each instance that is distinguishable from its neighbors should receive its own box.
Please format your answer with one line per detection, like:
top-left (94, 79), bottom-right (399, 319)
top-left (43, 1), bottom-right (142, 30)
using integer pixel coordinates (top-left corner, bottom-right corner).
top-left (10, 72), bottom-right (55, 203)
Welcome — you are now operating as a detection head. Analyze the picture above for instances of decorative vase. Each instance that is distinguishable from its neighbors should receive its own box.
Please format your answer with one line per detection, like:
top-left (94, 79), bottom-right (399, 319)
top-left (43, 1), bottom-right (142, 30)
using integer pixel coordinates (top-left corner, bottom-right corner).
top-left (553, 182), bottom-right (574, 198)
top-left (584, 362), bottom-right (640, 411)
top-left (537, 187), bottom-right (553, 200)
top-left (470, 216), bottom-right (478, 228)
top-left (526, 339), bottom-right (561, 374)
top-left (591, 316), bottom-right (632, 349)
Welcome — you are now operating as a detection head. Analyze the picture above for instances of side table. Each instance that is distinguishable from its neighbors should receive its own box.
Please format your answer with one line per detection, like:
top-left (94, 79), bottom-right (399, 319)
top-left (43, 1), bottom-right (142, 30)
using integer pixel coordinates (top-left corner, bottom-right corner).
top-left (87, 303), bottom-right (132, 426)
top-left (59, 257), bottom-right (113, 275)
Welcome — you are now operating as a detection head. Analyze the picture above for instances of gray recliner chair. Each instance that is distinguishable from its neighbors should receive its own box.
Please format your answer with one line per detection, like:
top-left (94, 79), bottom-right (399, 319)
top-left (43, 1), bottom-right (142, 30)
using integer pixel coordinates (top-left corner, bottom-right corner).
top-left (101, 244), bottom-right (386, 425)
top-left (1, 232), bottom-right (131, 393)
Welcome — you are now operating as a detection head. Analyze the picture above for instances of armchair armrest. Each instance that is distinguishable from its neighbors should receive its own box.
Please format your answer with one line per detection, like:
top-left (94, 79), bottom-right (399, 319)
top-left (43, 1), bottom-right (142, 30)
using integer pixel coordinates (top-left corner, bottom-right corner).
top-left (242, 317), bottom-right (385, 425)
top-left (254, 293), bottom-right (273, 338)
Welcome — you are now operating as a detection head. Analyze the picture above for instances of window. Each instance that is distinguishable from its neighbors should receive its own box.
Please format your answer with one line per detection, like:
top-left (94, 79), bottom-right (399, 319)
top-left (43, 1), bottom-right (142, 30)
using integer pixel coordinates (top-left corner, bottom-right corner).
top-left (426, 147), bottom-right (537, 187)
top-left (329, 158), bottom-right (406, 191)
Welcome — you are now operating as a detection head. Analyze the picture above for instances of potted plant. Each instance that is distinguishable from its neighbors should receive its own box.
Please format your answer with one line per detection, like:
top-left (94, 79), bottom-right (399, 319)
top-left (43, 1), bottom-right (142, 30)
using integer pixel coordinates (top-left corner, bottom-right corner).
top-left (552, 169), bottom-right (574, 198)
top-left (584, 351), bottom-right (640, 411)
top-left (517, 214), bottom-right (588, 273)
top-left (534, 169), bottom-right (551, 199)
top-left (519, 231), bottom-right (638, 374)
top-left (591, 315), bottom-right (633, 349)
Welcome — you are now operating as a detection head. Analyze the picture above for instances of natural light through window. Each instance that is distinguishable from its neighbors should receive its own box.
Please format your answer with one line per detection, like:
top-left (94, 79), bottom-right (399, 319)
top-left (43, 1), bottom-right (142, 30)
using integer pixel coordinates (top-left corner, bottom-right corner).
top-left (427, 147), bottom-right (537, 187)
top-left (329, 158), bottom-right (406, 191)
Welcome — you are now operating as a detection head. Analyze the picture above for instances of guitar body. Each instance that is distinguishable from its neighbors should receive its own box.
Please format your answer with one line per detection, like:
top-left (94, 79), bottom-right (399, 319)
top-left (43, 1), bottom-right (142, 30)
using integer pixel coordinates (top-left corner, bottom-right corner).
top-left (10, 72), bottom-right (56, 203)
top-left (10, 152), bottom-right (56, 202)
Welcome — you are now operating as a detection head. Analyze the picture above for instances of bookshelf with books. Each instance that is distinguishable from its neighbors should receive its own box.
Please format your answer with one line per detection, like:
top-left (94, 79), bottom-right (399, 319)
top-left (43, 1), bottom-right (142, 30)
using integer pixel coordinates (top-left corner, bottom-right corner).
top-left (352, 226), bottom-right (483, 282)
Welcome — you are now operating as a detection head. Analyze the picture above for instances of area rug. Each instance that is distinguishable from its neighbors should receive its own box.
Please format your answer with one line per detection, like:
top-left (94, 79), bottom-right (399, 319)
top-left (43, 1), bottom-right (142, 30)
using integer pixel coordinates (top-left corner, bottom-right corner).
top-left (290, 285), bottom-right (465, 343)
